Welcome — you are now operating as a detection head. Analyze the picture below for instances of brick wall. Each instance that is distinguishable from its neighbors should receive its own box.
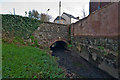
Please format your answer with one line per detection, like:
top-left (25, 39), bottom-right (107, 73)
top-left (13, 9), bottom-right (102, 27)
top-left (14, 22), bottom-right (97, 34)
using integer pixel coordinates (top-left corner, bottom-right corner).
top-left (70, 2), bottom-right (119, 78)
top-left (72, 2), bottom-right (119, 37)
top-left (89, 1), bottom-right (111, 13)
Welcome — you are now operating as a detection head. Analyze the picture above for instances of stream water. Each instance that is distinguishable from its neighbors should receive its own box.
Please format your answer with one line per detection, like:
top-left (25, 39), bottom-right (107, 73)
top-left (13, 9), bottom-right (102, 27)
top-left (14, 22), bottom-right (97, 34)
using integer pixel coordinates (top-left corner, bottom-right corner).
top-left (52, 47), bottom-right (116, 79)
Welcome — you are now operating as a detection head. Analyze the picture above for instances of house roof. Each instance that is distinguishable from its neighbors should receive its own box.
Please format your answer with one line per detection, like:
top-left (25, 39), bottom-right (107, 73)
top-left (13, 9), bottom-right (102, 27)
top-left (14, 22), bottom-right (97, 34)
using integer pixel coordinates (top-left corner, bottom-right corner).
top-left (63, 12), bottom-right (79, 20)
top-left (54, 16), bottom-right (66, 21)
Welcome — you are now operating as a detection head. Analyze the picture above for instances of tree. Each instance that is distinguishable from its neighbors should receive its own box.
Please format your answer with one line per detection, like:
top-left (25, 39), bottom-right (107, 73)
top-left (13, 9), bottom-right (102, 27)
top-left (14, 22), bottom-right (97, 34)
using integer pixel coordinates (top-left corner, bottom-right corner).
top-left (40, 13), bottom-right (47, 21)
top-left (28, 9), bottom-right (39, 19)
top-left (40, 13), bottom-right (52, 22)
top-left (32, 10), bottom-right (39, 19)
top-left (28, 9), bottom-right (52, 22)
top-left (25, 11), bottom-right (27, 16)
top-left (81, 8), bottom-right (86, 18)
top-left (28, 11), bottom-right (32, 18)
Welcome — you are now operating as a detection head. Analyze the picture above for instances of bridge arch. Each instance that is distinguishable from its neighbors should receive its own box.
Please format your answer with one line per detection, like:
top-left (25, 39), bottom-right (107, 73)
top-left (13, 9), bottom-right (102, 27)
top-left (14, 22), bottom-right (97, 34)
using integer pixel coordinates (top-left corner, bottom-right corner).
top-left (49, 38), bottom-right (69, 47)
top-left (49, 38), bottom-right (69, 51)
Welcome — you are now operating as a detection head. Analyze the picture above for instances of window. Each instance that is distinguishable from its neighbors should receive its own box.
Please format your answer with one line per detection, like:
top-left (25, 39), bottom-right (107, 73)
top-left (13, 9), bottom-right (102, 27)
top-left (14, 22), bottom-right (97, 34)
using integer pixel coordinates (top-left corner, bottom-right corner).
top-left (57, 21), bottom-right (59, 23)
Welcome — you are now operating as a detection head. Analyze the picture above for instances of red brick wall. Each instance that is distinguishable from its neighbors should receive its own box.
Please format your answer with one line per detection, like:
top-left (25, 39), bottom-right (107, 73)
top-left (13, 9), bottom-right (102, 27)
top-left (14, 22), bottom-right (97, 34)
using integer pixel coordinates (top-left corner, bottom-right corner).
top-left (100, 2), bottom-right (110, 8)
top-left (89, 2), bottom-right (100, 13)
top-left (71, 2), bottom-right (119, 37)
top-left (89, 1), bottom-right (110, 13)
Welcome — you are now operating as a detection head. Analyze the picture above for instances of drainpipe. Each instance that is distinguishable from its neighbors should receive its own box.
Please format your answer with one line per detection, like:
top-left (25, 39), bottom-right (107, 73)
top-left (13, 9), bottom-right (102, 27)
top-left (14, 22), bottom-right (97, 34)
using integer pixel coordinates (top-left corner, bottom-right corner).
top-left (70, 17), bottom-right (71, 24)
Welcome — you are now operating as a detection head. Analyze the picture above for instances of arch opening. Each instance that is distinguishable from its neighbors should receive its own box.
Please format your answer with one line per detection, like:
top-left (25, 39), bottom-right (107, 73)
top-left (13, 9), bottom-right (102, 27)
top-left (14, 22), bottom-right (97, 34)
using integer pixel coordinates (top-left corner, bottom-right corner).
top-left (50, 41), bottom-right (67, 51)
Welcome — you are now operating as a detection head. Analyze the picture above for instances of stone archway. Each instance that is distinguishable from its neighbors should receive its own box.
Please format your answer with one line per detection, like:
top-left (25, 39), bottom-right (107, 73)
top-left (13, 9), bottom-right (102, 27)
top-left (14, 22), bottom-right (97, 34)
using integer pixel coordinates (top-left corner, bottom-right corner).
top-left (50, 41), bottom-right (67, 51)
top-left (49, 37), bottom-right (69, 51)
top-left (49, 37), bottom-right (69, 47)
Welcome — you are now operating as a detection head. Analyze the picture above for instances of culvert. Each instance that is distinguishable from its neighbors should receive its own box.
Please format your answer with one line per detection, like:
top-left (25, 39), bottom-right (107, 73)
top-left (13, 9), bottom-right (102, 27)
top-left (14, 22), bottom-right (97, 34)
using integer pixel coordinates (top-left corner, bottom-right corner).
top-left (50, 41), bottom-right (67, 52)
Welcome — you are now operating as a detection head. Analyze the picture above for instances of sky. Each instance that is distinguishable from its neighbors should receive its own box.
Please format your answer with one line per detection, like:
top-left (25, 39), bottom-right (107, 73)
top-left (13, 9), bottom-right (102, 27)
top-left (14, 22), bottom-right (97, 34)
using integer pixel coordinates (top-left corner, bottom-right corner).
top-left (0, 0), bottom-right (90, 22)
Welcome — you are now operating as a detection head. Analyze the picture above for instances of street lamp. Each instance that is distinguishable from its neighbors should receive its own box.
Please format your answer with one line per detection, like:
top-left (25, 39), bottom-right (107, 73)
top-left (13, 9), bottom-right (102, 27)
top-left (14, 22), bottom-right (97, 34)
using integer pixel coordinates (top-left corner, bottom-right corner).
top-left (46, 9), bottom-right (50, 14)
top-left (13, 8), bottom-right (15, 15)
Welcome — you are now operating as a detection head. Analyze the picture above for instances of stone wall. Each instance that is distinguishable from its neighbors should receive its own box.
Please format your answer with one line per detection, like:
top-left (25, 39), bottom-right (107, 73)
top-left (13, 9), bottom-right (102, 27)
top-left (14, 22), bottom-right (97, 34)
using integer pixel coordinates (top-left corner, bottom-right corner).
top-left (70, 2), bottom-right (119, 78)
top-left (33, 22), bottom-right (69, 47)
top-left (72, 37), bottom-right (118, 78)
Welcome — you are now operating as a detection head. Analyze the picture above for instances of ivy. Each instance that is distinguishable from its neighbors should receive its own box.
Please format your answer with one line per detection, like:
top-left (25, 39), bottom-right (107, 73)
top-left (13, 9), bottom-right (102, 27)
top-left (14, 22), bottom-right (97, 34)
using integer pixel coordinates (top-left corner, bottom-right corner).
top-left (2, 14), bottom-right (42, 39)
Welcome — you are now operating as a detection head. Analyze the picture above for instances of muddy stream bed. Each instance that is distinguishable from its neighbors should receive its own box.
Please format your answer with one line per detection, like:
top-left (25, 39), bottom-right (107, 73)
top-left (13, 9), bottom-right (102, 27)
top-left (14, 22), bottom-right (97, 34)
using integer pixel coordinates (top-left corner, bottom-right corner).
top-left (52, 47), bottom-right (116, 79)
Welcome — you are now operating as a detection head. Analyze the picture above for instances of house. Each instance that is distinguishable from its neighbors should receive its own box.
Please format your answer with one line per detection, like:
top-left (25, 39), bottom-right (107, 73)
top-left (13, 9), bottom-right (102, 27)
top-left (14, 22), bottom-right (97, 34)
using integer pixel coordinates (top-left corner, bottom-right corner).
top-left (89, 1), bottom-right (111, 14)
top-left (61, 12), bottom-right (79, 24)
top-left (54, 16), bottom-right (66, 24)
top-left (54, 12), bottom-right (79, 24)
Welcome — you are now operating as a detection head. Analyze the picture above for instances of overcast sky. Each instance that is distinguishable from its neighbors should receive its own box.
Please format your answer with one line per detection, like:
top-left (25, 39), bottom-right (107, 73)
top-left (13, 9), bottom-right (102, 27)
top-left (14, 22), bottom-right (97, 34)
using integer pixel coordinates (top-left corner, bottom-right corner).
top-left (0, 0), bottom-right (90, 22)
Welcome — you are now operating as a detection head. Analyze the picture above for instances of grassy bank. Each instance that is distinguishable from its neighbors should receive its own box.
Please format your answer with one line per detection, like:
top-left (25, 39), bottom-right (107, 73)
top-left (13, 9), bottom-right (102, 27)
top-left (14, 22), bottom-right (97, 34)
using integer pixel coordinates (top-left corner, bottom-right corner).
top-left (2, 42), bottom-right (65, 78)
top-left (2, 14), bottom-right (42, 39)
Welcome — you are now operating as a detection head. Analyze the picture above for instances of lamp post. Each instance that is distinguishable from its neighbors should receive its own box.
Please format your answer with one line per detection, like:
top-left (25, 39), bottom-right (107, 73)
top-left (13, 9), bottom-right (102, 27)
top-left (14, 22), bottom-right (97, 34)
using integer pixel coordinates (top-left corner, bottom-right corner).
top-left (46, 9), bottom-right (50, 14)
top-left (59, 1), bottom-right (61, 24)
top-left (13, 8), bottom-right (15, 15)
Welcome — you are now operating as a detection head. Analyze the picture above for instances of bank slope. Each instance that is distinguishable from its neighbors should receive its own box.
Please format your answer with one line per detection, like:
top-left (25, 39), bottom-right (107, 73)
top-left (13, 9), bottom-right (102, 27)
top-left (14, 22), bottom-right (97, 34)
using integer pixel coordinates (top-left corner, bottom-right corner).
top-left (2, 42), bottom-right (65, 78)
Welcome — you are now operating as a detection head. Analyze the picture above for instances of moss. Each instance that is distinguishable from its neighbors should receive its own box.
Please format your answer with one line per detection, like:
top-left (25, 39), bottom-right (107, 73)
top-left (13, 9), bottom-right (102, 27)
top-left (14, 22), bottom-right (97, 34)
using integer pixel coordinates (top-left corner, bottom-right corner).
top-left (68, 44), bottom-right (72, 48)
top-left (97, 46), bottom-right (104, 50)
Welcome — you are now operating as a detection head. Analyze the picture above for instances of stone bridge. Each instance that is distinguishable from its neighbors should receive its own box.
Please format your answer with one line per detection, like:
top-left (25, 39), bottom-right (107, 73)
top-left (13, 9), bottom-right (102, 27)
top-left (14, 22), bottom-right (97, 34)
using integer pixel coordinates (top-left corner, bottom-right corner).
top-left (33, 22), bottom-right (69, 48)
top-left (32, 2), bottom-right (119, 78)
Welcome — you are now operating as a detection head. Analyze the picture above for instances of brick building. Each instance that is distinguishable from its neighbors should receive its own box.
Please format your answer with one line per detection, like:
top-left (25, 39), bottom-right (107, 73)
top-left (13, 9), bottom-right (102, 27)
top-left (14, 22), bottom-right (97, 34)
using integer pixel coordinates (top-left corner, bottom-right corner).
top-left (89, 1), bottom-right (110, 13)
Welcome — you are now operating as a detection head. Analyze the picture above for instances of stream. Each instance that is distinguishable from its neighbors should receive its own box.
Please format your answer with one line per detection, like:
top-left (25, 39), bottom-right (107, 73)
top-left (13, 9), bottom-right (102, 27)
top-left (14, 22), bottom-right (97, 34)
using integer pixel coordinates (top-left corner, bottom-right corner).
top-left (52, 47), bottom-right (116, 79)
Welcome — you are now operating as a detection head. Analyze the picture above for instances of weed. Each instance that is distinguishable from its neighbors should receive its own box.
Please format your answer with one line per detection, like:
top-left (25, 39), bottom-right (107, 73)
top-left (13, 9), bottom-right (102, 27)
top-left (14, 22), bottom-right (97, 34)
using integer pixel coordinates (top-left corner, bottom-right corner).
top-left (68, 44), bottom-right (72, 48)
top-left (97, 46), bottom-right (104, 50)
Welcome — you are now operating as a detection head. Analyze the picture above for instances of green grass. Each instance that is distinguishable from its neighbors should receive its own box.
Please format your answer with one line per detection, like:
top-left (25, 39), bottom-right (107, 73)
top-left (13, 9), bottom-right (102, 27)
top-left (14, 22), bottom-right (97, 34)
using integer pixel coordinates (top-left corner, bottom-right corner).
top-left (2, 42), bottom-right (65, 78)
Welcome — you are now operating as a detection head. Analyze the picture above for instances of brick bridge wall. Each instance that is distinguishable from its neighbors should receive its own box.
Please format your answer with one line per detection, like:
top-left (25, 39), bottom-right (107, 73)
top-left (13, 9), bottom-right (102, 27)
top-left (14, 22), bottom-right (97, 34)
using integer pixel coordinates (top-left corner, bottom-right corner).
top-left (70, 2), bottom-right (119, 78)
top-left (33, 22), bottom-right (69, 47)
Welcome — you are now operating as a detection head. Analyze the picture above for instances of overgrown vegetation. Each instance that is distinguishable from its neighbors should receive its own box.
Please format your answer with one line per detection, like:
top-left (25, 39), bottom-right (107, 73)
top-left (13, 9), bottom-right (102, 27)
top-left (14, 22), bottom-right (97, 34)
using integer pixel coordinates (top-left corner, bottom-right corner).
top-left (68, 26), bottom-right (73, 48)
top-left (97, 46), bottom-right (107, 55)
top-left (68, 44), bottom-right (72, 48)
top-left (2, 14), bottom-right (43, 48)
top-left (13, 37), bottom-right (25, 44)
top-left (30, 35), bottom-right (39, 47)
top-left (68, 26), bottom-right (71, 43)
top-left (2, 14), bottom-right (65, 79)
top-left (2, 14), bottom-right (42, 39)
top-left (2, 42), bottom-right (65, 78)
top-left (97, 46), bottom-right (104, 50)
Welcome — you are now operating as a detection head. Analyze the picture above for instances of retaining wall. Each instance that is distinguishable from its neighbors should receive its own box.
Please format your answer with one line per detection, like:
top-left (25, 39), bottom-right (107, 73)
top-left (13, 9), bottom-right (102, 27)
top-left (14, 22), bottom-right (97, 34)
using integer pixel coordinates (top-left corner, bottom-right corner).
top-left (71, 2), bottom-right (119, 78)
